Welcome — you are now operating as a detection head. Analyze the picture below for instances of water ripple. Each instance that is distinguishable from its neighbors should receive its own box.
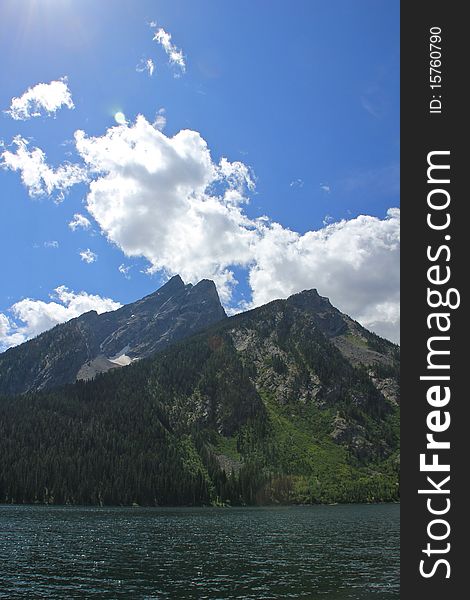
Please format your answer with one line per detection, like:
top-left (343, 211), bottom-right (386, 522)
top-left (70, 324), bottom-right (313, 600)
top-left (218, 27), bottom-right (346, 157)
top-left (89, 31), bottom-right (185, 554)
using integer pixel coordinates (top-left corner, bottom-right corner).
top-left (0, 504), bottom-right (399, 599)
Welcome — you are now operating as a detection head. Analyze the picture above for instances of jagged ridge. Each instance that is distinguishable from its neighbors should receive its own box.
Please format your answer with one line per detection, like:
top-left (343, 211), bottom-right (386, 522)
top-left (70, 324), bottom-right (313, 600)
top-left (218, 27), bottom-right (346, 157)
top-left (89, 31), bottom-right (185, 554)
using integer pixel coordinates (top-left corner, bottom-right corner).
top-left (0, 275), bottom-right (226, 395)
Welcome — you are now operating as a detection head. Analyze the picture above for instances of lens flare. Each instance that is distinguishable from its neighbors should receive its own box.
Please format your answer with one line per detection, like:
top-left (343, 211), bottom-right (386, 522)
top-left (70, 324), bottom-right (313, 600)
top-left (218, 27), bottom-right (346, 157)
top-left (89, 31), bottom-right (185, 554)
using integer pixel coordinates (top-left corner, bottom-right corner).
top-left (114, 111), bottom-right (127, 125)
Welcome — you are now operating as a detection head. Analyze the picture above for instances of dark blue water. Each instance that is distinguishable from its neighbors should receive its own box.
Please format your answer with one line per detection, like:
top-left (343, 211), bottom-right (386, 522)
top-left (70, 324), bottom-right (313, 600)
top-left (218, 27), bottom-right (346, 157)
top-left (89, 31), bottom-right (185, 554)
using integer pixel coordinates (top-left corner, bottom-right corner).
top-left (0, 504), bottom-right (399, 599)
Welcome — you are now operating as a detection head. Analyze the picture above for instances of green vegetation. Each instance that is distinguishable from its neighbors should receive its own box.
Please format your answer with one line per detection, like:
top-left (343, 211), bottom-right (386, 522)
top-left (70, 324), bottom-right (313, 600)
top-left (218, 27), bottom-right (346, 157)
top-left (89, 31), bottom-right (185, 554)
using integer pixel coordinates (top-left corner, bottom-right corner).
top-left (343, 332), bottom-right (370, 350)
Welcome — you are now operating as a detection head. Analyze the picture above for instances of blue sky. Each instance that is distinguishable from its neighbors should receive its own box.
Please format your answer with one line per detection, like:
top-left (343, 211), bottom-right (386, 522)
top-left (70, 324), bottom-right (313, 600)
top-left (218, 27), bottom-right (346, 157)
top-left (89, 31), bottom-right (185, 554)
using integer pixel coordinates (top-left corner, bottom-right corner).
top-left (0, 0), bottom-right (400, 348)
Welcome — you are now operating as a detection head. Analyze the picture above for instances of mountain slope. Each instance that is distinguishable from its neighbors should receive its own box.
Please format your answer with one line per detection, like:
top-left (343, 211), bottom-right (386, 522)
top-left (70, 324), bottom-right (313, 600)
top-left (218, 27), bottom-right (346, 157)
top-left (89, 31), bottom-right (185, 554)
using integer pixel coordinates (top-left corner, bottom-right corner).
top-left (0, 286), bottom-right (399, 506)
top-left (0, 275), bottom-right (226, 395)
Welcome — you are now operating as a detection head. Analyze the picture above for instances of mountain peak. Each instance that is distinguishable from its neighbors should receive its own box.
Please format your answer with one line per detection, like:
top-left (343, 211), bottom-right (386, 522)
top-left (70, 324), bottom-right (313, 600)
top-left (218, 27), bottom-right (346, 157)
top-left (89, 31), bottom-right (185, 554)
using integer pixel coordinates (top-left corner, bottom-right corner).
top-left (193, 278), bottom-right (218, 294)
top-left (167, 273), bottom-right (185, 285)
top-left (0, 275), bottom-right (227, 395)
top-left (287, 287), bottom-right (331, 310)
top-left (157, 274), bottom-right (186, 292)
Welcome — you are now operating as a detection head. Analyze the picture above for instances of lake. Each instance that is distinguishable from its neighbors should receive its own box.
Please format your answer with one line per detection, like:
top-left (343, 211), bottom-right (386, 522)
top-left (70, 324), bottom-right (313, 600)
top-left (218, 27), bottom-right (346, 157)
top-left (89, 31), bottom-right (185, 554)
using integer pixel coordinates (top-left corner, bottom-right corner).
top-left (0, 504), bottom-right (399, 599)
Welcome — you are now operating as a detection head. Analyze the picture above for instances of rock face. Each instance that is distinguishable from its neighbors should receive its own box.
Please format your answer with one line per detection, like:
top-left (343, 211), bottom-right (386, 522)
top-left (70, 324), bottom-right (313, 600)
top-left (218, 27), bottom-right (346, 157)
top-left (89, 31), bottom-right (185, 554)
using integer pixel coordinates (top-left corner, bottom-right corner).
top-left (0, 276), bottom-right (226, 395)
top-left (211, 289), bottom-right (400, 456)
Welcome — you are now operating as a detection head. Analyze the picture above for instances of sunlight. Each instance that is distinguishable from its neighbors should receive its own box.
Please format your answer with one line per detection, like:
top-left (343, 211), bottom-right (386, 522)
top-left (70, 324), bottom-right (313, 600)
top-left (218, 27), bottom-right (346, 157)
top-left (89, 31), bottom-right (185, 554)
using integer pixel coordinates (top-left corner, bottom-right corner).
top-left (114, 111), bottom-right (127, 125)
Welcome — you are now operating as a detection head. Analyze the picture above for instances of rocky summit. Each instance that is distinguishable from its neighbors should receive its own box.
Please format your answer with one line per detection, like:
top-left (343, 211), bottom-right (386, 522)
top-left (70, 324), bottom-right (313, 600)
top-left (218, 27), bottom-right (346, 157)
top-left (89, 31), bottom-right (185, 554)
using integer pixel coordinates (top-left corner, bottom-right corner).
top-left (0, 275), bottom-right (226, 395)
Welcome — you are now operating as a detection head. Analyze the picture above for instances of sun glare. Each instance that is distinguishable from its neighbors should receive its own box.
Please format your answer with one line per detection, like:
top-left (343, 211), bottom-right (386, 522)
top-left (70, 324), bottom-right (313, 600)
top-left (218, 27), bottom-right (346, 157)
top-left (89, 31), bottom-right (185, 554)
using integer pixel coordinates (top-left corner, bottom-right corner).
top-left (114, 111), bottom-right (127, 125)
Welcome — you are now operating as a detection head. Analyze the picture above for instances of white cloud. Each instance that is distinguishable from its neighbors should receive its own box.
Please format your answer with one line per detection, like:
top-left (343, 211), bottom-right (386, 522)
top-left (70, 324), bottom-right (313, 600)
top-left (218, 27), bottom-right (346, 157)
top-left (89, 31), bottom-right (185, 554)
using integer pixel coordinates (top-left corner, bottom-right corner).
top-left (249, 209), bottom-right (400, 342)
top-left (6, 77), bottom-right (74, 120)
top-left (354, 300), bottom-right (400, 345)
top-left (0, 286), bottom-right (121, 351)
top-left (320, 183), bottom-right (331, 193)
top-left (79, 249), bottom-right (97, 263)
top-left (71, 116), bottom-right (400, 341)
top-left (118, 264), bottom-right (131, 279)
top-left (153, 108), bottom-right (166, 131)
top-left (1, 115), bottom-right (399, 342)
top-left (44, 240), bottom-right (59, 248)
top-left (1, 136), bottom-right (87, 201)
top-left (74, 116), bottom-right (256, 302)
top-left (0, 314), bottom-right (25, 349)
top-left (136, 58), bottom-right (155, 76)
top-left (153, 27), bottom-right (186, 75)
top-left (290, 178), bottom-right (304, 188)
top-left (69, 213), bottom-right (91, 231)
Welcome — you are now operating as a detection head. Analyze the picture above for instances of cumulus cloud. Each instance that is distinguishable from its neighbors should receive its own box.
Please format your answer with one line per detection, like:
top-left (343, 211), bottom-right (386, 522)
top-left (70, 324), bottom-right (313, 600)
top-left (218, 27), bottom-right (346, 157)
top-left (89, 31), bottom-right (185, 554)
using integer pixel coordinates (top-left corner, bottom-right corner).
top-left (79, 249), bottom-right (97, 263)
top-left (70, 116), bottom-right (399, 341)
top-left (6, 77), bottom-right (74, 120)
top-left (0, 286), bottom-right (121, 351)
top-left (249, 209), bottom-right (400, 341)
top-left (1, 136), bottom-right (87, 200)
top-left (44, 240), bottom-right (59, 248)
top-left (74, 116), bottom-right (256, 302)
top-left (2, 114), bottom-right (399, 341)
top-left (136, 58), bottom-right (155, 76)
top-left (153, 27), bottom-right (186, 74)
top-left (69, 213), bottom-right (91, 231)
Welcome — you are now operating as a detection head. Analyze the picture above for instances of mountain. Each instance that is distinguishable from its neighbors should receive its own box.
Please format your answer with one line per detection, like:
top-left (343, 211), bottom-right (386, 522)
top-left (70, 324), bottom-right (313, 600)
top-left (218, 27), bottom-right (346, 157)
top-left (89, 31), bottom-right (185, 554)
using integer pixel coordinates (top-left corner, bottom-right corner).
top-left (0, 275), bottom-right (226, 395)
top-left (0, 285), bottom-right (399, 506)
